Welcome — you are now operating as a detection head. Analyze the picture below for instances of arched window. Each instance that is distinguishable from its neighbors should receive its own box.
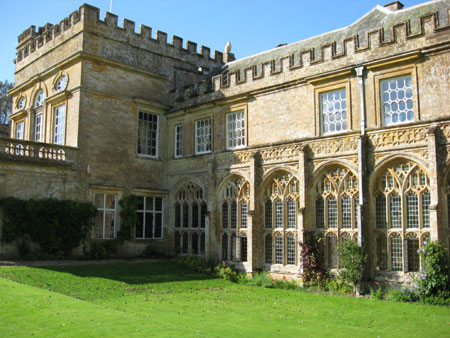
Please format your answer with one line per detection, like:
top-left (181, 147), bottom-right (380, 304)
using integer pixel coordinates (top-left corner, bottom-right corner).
top-left (34, 89), bottom-right (45, 108)
top-left (314, 167), bottom-right (358, 230)
top-left (263, 172), bottom-right (300, 266)
top-left (375, 162), bottom-right (431, 272)
top-left (173, 182), bottom-right (207, 256)
top-left (220, 176), bottom-right (250, 262)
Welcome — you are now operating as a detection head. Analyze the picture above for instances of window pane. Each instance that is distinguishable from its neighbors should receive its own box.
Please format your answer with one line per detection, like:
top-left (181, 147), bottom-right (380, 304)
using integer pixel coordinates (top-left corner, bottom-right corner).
top-left (195, 118), bottom-right (211, 154)
top-left (231, 234), bottom-right (237, 261)
top-left (376, 194), bottom-right (387, 228)
top-left (182, 203), bottom-right (189, 228)
top-left (341, 196), bottom-right (352, 228)
top-left (175, 203), bottom-right (181, 228)
top-left (241, 202), bottom-right (248, 228)
top-left (287, 200), bottom-right (296, 229)
top-left (231, 201), bottom-right (237, 229)
top-left (407, 193), bottom-right (419, 228)
top-left (182, 233), bottom-right (188, 254)
top-left (407, 238), bottom-right (419, 272)
top-left (391, 236), bottom-right (403, 271)
top-left (138, 111), bottom-right (158, 157)
top-left (34, 114), bottom-right (42, 142)
top-left (222, 202), bottom-right (228, 228)
top-left (104, 211), bottom-right (115, 239)
top-left (320, 88), bottom-right (347, 135)
top-left (226, 110), bottom-right (245, 149)
top-left (390, 194), bottom-right (402, 228)
top-left (200, 203), bottom-right (207, 228)
top-left (175, 124), bottom-right (183, 157)
top-left (316, 197), bottom-right (324, 228)
top-left (265, 200), bottom-right (272, 228)
top-left (54, 105), bottom-right (66, 145)
top-left (222, 233), bottom-right (228, 260)
top-left (327, 197), bottom-right (337, 228)
top-left (376, 234), bottom-right (387, 270)
top-left (275, 235), bottom-right (283, 264)
top-left (275, 200), bottom-right (283, 228)
top-left (265, 235), bottom-right (272, 264)
top-left (240, 236), bottom-right (247, 262)
top-left (192, 203), bottom-right (199, 228)
top-left (200, 233), bottom-right (205, 255)
top-left (287, 236), bottom-right (296, 265)
top-left (154, 213), bottom-right (162, 238)
top-left (175, 232), bottom-right (181, 254)
top-left (144, 213), bottom-right (153, 238)
top-left (422, 191), bottom-right (430, 228)
top-left (381, 75), bottom-right (414, 126)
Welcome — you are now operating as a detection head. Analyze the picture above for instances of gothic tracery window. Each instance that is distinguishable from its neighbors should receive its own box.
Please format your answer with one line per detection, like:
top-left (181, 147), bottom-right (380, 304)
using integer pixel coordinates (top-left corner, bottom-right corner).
top-left (173, 182), bottom-right (207, 256)
top-left (220, 176), bottom-right (250, 262)
top-left (375, 162), bottom-right (431, 272)
top-left (263, 172), bottom-right (299, 265)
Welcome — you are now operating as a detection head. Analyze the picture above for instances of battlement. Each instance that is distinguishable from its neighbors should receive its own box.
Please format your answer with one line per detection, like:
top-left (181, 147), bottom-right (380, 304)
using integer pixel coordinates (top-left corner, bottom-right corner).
top-left (16, 4), bottom-right (234, 66)
top-left (169, 1), bottom-right (450, 109)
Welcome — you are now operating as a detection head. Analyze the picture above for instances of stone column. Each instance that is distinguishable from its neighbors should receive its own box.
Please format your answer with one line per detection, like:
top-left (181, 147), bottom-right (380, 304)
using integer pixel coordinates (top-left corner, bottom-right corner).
top-left (426, 125), bottom-right (440, 241)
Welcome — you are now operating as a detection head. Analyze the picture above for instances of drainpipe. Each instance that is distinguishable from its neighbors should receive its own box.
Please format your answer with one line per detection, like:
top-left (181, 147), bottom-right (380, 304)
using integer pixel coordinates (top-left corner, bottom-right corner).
top-left (355, 66), bottom-right (366, 247)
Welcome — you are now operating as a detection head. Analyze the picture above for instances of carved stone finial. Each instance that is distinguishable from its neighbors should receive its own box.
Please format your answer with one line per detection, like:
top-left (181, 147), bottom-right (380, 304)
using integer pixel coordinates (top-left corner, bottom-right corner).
top-left (225, 41), bottom-right (231, 53)
top-left (224, 41), bottom-right (232, 63)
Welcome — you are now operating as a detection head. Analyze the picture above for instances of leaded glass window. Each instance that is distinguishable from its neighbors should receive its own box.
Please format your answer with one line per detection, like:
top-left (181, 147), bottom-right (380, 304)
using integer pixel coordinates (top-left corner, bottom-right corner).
top-left (316, 197), bottom-right (324, 228)
top-left (222, 233), bottom-right (228, 260)
top-left (381, 75), bottom-right (413, 125)
top-left (407, 193), bottom-right (419, 228)
top-left (265, 199), bottom-right (272, 228)
top-left (422, 191), bottom-right (430, 228)
top-left (240, 236), bottom-right (247, 262)
top-left (287, 235), bottom-right (296, 265)
top-left (275, 200), bottom-right (283, 228)
top-left (407, 237), bottom-right (419, 272)
top-left (275, 235), bottom-right (283, 264)
top-left (328, 197), bottom-right (337, 228)
top-left (341, 196), bottom-right (351, 229)
top-left (390, 194), bottom-right (402, 228)
top-left (138, 111), bottom-right (158, 157)
top-left (195, 118), bottom-right (211, 154)
top-left (376, 234), bottom-right (387, 270)
top-left (391, 235), bottom-right (403, 271)
top-left (287, 199), bottom-right (296, 229)
top-left (376, 194), bottom-right (387, 228)
top-left (174, 124), bottom-right (183, 158)
top-left (265, 234), bottom-right (272, 264)
top-left (136, 196), bottom-right (163, 239)
top-left (34, 113), bottom-right (42, 142)
top-left (226, 110), bottom-right (245, 149)
top-left (320, 88), bottom-right (347, 134)
top-left (241, 202), bottom-right (247, 228)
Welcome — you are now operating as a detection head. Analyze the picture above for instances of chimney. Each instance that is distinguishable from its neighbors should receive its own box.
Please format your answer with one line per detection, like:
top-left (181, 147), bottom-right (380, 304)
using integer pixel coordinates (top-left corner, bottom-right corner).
top-left (384, 1), bottom-right (404, 11)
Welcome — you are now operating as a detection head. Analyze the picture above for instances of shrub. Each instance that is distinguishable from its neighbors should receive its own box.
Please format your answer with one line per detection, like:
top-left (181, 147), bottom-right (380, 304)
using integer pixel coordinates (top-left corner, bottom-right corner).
top-left (215, 262), bottom-right (240, 282)
top-left (338, 240), bottom-right (366, 293)
top-left (1, 197), bottom-right (97, 258)
top-left (85, 240), bottom-right (119, 259)
top-left (322, 278), bottom-right (353, 294)
top-left (299, 232), bottom-right (328, 287)
top-left (416, 241), bottom-right (450, 301)
top-left (243, 271), bottom-right (274, 288)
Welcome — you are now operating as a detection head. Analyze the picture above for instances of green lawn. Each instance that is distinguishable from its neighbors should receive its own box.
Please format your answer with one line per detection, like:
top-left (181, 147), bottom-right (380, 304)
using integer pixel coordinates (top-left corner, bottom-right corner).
top-left (0, 261), bottom-right (449, 337)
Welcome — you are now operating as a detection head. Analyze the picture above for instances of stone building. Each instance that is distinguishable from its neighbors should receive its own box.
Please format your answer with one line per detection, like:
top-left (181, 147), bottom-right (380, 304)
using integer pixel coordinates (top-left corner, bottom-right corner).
top-left (1, 0), bottom-right (450, 283)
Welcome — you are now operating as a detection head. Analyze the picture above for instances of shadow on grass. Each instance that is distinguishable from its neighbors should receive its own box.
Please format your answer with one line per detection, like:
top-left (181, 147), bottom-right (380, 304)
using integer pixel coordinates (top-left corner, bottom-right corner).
top-left (33, 260), bottom-right (216, 285)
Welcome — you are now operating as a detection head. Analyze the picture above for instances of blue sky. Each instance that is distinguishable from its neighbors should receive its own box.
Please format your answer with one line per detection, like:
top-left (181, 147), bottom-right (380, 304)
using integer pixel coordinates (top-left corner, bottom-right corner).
top-left (0, 0), bottom-right (427, 83)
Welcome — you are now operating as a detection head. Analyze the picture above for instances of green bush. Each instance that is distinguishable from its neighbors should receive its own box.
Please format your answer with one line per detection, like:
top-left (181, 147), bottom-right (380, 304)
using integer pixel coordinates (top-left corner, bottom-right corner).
top-left (1, 197), bottom-right (97, 258)
top-left (387, 288), bottom-right (418, 303)
top-left (338, 240), bottom-right (366, 293)
top-left (416, 241), bottom-right (450, 301)
top-left (172, 255), bottom-right (215, 274)
top-left (215, 262), bottom-right (240, 282)
top-left (85, 240), bottom-right (119, 259)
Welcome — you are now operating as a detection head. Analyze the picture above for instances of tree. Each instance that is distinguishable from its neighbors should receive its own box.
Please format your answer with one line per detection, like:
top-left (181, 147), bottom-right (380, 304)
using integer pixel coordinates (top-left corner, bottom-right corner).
top-left (0, 80), bottom-right (14, 124)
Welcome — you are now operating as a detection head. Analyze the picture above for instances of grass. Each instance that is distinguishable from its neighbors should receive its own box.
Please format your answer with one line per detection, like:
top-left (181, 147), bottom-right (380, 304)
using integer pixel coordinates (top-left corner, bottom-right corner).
top-left (1, 261), bottom-right (449, 337)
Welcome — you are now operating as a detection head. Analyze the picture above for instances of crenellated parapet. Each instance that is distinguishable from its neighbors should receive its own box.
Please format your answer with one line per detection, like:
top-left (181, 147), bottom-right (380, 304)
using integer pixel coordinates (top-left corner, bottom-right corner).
top-left (15, 4), bottom-right (233, 69)
top-left (169, 1), bottom-right (450, 109)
